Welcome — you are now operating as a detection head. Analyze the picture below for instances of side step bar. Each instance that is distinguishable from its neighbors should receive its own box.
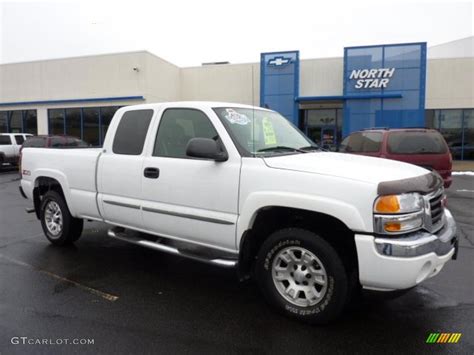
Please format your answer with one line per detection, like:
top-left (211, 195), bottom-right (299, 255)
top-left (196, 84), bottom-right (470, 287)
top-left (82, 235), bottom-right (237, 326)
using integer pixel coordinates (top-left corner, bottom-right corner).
top-left (107, 227), bottom-right (238, 268)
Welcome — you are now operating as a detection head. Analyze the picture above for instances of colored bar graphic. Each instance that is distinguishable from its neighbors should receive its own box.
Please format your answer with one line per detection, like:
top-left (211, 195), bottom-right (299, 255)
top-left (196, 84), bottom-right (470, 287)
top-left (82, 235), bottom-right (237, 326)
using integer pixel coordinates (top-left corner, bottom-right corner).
top-left (426, 333), bottom-right (462, 344)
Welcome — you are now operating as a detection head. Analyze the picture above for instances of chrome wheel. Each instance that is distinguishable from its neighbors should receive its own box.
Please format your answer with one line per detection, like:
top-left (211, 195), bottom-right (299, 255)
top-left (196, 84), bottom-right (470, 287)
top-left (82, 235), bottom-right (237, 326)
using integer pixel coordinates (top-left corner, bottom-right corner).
top-left (44, 201), bottom-right (63, 237)
top-left (272, 246), bottom-right (328, 307)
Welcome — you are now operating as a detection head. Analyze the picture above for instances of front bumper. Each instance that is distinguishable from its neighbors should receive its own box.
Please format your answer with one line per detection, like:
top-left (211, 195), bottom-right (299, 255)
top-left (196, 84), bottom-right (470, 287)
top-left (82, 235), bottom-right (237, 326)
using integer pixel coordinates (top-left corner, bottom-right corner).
top-left (355, 209), bottom-right (457, 291)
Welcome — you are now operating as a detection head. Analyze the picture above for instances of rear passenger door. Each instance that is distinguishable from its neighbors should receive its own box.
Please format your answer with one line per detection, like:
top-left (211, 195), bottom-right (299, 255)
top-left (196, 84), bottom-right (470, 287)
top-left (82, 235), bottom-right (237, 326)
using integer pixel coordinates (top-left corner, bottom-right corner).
top-left (140, 108), bottom-right (241, 251)
top-left (97, 109), bottom-right (154, 229)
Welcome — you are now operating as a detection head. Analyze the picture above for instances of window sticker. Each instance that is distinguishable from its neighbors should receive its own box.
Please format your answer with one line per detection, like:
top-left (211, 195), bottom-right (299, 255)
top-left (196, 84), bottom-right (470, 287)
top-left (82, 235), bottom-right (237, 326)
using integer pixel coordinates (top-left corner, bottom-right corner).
top-left (224, 109), bottom-right (251, 125)
top-left (262, 117), bottom-right (277, 145)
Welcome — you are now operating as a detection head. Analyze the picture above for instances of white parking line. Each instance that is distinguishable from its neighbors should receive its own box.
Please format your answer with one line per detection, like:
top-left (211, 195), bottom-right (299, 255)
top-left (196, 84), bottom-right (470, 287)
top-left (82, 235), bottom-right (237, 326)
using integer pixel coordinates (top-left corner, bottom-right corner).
top-left (456, 189), bottom-right (474, 193)
top-left (0, 253), bottom-right (119, 302)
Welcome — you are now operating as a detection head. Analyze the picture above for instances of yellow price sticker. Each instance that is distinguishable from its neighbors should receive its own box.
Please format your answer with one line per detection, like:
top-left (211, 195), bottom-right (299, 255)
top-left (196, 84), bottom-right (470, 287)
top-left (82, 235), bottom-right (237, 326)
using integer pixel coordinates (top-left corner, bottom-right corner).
top-left (262, 117), bottom-right (277, 146)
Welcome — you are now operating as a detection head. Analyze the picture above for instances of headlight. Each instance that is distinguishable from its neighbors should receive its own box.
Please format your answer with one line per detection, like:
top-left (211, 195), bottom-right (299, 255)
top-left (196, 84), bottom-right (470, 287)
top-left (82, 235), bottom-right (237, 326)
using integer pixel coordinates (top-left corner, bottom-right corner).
top-left (374, 193), bottom-right (424, 235)
top-left (374, 193), bottom-right (423, 214)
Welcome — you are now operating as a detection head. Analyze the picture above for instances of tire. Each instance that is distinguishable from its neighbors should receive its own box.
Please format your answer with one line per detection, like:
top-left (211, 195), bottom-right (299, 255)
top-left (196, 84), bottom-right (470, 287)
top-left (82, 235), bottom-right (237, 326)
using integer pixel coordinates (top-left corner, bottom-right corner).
top-left (255, 228), bottom-right (348, 324)
top-left (40, 190), bottom-right (83, 246)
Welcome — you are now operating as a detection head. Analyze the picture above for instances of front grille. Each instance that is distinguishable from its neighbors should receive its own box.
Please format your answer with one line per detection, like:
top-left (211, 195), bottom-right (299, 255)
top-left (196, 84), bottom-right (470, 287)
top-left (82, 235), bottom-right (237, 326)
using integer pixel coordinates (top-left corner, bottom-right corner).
top-left (429, 191), bottom-right (444, 226)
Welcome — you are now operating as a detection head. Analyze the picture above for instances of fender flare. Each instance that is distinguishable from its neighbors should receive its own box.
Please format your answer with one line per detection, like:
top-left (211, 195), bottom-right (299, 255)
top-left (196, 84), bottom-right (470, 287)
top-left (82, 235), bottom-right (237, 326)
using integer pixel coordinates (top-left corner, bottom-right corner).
top-left (33, 169), bottom-right (77, 216)
top-left (236, 191), bottom-right (369, 248)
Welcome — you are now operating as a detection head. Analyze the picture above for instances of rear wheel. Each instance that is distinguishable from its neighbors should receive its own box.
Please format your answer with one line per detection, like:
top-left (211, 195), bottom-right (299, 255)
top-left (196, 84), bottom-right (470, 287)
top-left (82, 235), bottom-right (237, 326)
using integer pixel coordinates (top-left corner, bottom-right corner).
top-left (40, 191), bottom-right (83, 245)
top-left (255, 228), bottom-right (348, 324)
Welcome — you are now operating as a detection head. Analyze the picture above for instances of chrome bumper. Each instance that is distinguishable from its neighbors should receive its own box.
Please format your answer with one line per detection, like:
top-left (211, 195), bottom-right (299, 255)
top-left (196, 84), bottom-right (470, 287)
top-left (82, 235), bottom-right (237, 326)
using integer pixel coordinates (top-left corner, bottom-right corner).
top-left (374, 209), bottom-right (457, 258)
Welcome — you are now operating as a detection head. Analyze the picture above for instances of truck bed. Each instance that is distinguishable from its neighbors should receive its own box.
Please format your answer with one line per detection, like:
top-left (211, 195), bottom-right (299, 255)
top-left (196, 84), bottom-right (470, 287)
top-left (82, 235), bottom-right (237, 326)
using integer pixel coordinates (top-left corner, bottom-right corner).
top-left (21, 147), bottom-right (103, 220)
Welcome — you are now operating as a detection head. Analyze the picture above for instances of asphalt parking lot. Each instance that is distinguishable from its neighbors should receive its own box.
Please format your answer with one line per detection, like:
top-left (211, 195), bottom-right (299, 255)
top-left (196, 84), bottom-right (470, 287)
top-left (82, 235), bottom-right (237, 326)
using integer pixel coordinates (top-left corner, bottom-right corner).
top-left (0, 166), bottom-right (473, 354)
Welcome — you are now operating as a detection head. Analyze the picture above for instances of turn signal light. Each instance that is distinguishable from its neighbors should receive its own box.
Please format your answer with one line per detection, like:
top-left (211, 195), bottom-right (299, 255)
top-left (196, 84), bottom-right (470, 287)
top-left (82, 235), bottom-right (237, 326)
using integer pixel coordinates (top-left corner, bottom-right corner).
top-left (384, 222), bottom-right (401, 232)
top-left (375, 195), bottom-right (400, 213)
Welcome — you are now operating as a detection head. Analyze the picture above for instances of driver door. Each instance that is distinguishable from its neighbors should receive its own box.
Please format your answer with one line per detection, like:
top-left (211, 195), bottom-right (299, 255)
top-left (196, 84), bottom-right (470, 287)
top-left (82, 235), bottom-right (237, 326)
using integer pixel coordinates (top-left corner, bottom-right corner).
top-left (140, 108), bottom-right (241, 251)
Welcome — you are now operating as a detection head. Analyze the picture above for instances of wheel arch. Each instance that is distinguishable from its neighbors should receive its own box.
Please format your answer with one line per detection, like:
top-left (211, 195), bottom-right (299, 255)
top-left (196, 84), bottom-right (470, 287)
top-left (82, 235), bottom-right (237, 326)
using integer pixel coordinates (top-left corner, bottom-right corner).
top-left (33, 174), bottom-right (74, 219)
top-left (237, 205), bottom-right (359, 281)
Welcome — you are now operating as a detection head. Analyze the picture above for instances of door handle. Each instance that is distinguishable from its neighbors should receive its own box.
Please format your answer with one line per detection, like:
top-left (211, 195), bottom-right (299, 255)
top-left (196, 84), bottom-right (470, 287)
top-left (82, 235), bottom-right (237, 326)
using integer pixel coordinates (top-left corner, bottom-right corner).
top-left (144, 167), bottom-right (160, 179)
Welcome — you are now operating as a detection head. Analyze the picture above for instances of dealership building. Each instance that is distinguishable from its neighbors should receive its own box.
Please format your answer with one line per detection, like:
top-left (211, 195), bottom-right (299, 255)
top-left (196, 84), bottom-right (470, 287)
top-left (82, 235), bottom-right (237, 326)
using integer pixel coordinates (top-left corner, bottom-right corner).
top-left (1, 36), bottom-right (473, 159)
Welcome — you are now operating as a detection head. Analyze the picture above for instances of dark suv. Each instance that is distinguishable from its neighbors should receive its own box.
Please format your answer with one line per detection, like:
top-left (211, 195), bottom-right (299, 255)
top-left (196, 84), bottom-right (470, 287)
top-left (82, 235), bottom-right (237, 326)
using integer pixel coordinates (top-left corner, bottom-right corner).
top-left (340, 128), bottom-right (452, 188)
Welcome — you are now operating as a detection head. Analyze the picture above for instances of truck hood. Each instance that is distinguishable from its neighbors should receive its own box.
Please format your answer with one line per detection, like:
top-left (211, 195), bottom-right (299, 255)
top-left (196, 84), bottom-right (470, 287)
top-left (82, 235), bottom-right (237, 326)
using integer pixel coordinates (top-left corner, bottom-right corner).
top-left (263, 152), bottom-right (428, 185)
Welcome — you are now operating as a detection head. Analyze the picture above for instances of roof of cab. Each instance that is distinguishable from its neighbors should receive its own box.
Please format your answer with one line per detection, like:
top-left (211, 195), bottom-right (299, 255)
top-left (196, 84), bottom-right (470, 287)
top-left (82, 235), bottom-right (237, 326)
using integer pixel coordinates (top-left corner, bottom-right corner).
top-left (118, 101), bottom-right (271, 112)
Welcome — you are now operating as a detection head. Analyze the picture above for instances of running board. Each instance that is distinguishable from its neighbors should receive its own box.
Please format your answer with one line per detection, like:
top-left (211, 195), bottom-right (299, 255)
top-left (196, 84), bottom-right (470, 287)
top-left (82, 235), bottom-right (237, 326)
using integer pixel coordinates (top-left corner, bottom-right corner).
top-left (107, 227), bottom-right (238, 268)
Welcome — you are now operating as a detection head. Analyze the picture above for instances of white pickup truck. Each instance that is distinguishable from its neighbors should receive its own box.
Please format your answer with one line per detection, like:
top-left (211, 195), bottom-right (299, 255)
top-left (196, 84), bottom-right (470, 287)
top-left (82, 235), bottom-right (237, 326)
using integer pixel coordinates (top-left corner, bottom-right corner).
top-left (19, 102), bottom-right (458, 323)
top-left (0, 133), bottom-right (32, 165)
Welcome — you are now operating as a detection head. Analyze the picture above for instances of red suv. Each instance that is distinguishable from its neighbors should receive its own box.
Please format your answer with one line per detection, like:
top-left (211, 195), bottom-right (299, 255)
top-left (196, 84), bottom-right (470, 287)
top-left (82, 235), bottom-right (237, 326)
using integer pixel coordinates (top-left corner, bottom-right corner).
top-left (339, 128), bottom-right (452, 188)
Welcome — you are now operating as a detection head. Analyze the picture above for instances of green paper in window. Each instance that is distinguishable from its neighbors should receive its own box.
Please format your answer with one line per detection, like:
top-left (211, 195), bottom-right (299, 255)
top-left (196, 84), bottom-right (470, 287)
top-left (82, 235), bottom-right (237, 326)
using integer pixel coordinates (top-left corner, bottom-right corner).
top-left (262, 117), bottom-right (277, 146)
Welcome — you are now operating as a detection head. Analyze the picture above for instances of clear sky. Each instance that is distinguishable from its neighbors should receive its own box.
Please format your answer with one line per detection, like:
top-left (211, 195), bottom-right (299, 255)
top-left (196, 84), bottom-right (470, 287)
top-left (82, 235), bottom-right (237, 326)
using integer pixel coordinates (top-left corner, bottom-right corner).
top-left (0, 0), bottom-right (472, 66)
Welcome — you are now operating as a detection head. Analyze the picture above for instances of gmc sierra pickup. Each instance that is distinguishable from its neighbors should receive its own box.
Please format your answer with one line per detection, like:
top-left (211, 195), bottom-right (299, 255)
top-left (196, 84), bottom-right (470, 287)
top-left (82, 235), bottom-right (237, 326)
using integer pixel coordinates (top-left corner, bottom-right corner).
top-left (19, 102), bottom-right (458, 324)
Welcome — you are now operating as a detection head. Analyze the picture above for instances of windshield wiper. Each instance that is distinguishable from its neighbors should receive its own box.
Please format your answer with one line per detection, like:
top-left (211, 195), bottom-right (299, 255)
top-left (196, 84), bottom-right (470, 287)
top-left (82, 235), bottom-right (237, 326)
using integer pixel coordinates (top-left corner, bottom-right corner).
top-left (257, 146), bottom-right (307, 153)
top-left (299, 145), bottom-right (320, 152)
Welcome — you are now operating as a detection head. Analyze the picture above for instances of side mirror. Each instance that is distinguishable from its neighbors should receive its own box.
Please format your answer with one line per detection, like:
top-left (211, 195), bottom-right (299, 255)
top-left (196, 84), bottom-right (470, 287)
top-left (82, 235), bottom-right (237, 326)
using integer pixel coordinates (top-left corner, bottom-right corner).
top-left (186, 138), bottom-right (228, 162)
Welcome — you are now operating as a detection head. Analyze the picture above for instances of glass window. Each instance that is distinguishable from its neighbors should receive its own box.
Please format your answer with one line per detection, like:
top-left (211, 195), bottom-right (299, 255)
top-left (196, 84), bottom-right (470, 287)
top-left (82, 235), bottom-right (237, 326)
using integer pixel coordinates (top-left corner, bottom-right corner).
top-left (23, 137), bottom-right (46, 148)
top-left (100, 106), bottom-right (120, 142)
top-left (425, 110), bottom-right (435, 128)
top-left (49, 109), bottom-right (65, 135)
top-left (51, 137), bottom-right (66, 147)
top-left (304, 109), bottom-right (341, 150)
top-left (65, 108), bottom-right (82, 140)
top-left (387, 131), bottom-right (448, 154)
top-left (214, 107), bottom-right (312, 155)
top-left (0, 136), bottom-right (11, 145)
top-left (463, 109), bottom-right (474, 160)
top-left (23, 110), bottom-right (37, 135)
top-left (0, 112), bottom-right (8, 133)
top-left (113, 110), bottom-right (153, 155)
top-left (65, 137), bottom-right (89, 147)
top-left (340, 132), bottom-right (382, 153)
top-left (14, 135), bottom-right (25, 145)
top-left (9, 111), bottom-right (22, 133)
top-left (154, 109), bottom-right (218, 158)
top-left (82, 108), bottom-right (100, 146)
top-left (436, 110), bottom-right (463, 159)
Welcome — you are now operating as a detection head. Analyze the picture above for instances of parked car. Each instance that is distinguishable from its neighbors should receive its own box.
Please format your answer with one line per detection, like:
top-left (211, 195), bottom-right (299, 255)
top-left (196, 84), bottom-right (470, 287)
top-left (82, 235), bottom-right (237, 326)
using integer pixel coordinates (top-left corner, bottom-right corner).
top-left (22, 135), bottom-right (89, 150)
top-left (0, 133), bottom-right (33, 166)
top-left (18, 135), bottom-right (89, 173)
top-left (339, 128), bottom-right (452, 188)
top-left (19, 103), bottom-right (457, 324)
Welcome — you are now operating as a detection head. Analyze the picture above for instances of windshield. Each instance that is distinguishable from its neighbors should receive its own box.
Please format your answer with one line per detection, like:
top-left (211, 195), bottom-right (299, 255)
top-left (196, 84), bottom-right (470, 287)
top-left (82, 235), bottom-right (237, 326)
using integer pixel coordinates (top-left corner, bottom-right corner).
top-left (213, 107), bottom-right (315, 155)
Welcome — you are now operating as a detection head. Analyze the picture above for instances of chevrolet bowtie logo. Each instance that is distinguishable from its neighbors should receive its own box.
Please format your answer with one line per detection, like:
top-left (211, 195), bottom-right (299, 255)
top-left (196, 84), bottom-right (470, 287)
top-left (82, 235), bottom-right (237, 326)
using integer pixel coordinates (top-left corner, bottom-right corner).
top-left (268, 56), bottom-right (291, 67)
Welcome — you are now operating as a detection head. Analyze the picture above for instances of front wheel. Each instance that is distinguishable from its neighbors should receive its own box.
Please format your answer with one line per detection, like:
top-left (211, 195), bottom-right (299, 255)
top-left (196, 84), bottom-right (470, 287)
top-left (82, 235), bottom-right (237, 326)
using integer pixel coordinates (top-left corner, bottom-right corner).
top-left (255, 228), bottom-right (348, 324)
top-left (40, 190), bottom-right (83, 245)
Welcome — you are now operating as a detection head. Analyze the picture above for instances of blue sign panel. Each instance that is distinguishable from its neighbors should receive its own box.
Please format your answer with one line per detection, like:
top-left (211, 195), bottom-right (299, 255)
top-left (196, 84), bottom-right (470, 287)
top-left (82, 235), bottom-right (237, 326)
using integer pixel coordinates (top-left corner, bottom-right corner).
top-left (260, 51), bottom-right (299, 126)
top-left (343, 43), bottom-right (427, 137)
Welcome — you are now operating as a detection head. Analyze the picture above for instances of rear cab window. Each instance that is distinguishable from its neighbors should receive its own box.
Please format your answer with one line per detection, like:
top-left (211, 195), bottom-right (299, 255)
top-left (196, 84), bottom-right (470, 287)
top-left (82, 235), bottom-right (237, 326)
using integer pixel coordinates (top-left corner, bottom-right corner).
top-left (112, 110), bottom-right (154, 155)
top-left (340, 132), bottom-right (383, 153)
top-left (387, 131), bottom-right (448, 154)
top-left (0, 136), bottom-right (12, 145)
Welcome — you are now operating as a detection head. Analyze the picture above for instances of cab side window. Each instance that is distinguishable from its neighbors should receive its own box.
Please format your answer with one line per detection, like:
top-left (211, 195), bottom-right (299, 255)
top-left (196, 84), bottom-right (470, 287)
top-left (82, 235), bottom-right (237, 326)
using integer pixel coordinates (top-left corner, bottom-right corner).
top-left (112, 110), bottom-right (154, 155)
top-left (14, 135), bottom-right (25, 145)
top-left (153, 109), bottom-right (218, 158)
top-left (0, 136), bottom-right (11, 145)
